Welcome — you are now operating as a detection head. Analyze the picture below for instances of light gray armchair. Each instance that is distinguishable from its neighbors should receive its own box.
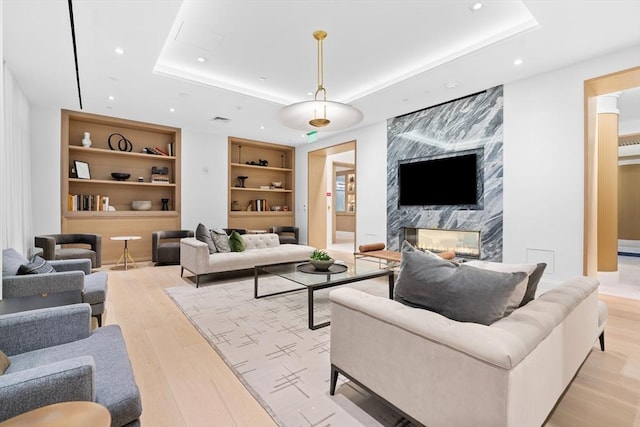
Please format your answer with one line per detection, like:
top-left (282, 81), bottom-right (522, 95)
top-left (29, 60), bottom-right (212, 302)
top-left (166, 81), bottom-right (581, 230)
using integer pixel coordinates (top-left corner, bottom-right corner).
top-left (2, 248), bottom-right (108, 326)
top-left (0, 304), bottom-right (142, 426)
top-left (35, 233), bottom-right (102, 268)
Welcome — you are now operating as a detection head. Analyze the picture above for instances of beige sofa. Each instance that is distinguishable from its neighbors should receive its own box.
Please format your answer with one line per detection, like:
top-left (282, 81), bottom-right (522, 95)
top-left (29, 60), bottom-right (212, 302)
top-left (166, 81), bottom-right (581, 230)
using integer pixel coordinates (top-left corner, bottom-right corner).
top-left (329, 276), bottom-right (604, 427)
top-left (180, 233), bottom-right (314, 286)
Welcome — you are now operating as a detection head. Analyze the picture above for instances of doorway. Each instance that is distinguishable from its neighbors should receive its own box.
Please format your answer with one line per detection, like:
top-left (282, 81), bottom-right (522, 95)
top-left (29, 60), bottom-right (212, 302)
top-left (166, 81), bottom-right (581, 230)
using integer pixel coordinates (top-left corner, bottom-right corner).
top-left (307, 141), bottom-right (356, 252)
top-left (584, 66), bottom-right (640, 299)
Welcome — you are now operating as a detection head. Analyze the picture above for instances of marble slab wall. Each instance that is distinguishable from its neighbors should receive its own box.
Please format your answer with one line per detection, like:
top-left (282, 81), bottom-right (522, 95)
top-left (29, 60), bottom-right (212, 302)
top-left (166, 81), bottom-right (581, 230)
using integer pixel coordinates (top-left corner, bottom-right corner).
top-left (387, 85), bottom-right (504, 261)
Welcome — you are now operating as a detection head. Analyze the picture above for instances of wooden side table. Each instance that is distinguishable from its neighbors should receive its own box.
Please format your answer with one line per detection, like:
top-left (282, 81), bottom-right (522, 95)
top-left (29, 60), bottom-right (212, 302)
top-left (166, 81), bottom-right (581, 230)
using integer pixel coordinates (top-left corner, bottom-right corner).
top-left (110, 235), bottom-right (141, 270)
top-left (0, 401), bottom-right (110, 427)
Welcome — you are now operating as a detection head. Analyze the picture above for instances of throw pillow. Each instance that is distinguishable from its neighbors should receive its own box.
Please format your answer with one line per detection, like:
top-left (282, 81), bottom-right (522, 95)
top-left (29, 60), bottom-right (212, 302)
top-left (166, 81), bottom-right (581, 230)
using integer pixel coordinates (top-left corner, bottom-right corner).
top-left (211, 228), bottom-right (231, 253)
top-left (394, 241), bottom-right (527, 325)
top-left (519, 263), bottom-right (547, 307)
top-left (196, 223), bottom-right (217, 254)
top-left (464, 260), bottom-right (535, 316)
top-left (0, 350), bottom-right (10, 375)
top-left (229, 231), bottom-right (246, 252)
top-left (17, 256), bottom-right (55, 275)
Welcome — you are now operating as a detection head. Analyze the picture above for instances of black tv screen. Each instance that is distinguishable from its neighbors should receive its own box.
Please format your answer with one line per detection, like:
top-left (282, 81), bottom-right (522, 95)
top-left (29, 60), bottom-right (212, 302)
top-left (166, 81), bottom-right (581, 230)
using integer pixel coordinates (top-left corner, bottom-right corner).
top-left (399, 153), bottom-right (479, 206)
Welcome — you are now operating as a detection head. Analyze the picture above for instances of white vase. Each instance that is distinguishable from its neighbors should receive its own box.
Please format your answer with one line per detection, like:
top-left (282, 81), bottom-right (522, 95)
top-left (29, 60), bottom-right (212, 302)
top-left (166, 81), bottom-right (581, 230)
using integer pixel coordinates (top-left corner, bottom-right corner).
top-left (82, 132), bottom-right (92, 147)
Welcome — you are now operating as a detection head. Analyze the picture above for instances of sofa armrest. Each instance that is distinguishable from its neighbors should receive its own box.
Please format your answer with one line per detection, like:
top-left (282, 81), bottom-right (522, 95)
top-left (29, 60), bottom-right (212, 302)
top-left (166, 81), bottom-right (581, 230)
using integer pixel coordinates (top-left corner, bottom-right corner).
top-left (34, 235), bottom-right (57, 260)
top-left (180, 238), bottom-right (209, 275)
top-left (50, 258), bottom-right (92, 274)
top-left (0, 304), bottom-right (92, 356)
top-left (0, 356), bottom-right (95, 422)
top-left (2, 271), bottom-right (85, 298)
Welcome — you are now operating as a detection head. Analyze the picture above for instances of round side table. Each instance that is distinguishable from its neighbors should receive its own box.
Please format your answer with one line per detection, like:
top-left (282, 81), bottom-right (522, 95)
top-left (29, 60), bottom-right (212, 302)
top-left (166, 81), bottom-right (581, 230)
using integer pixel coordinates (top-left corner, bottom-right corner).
top-left (110, 235), bottom-right (141, 270)
top-left (0, 401), bottom-right (111, 427)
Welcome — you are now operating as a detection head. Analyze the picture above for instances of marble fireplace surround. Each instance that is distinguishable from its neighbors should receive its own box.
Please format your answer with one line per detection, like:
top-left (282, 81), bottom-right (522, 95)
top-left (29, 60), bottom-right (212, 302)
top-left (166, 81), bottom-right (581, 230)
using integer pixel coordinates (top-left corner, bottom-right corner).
top-left (387, 85), bottom-right (504, 261)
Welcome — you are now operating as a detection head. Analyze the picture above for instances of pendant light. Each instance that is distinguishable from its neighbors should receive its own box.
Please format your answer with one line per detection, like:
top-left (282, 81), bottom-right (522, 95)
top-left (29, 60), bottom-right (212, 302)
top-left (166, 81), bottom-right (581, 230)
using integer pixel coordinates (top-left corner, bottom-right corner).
top-left (279, 30), bottom-right (363, 132)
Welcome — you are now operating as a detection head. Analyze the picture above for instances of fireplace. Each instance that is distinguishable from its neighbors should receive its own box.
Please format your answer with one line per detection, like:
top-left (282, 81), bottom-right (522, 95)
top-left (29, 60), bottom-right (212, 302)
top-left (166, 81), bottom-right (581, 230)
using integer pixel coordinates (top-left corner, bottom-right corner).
top-left (403, 227), bottom-right (481, 259)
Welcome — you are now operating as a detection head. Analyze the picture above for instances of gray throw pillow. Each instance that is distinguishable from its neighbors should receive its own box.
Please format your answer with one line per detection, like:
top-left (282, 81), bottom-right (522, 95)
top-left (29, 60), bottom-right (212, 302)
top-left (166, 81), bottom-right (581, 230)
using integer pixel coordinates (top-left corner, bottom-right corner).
top-left (394, 241), bottom-right (527, 325)
top-left (519, 263), bottom-right (547, 307)
top-left (211, 228), bottom-right (231, 253)
top-left (195, 223), bottom-right (217, 254)
top-left (17, 256), bottom-right (56, 275)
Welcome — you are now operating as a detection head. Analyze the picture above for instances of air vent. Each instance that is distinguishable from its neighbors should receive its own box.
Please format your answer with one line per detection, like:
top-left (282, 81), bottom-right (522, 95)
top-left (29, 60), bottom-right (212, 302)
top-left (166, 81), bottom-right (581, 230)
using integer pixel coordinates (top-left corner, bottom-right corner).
top-left (211, 116), bottom-right (231, 123)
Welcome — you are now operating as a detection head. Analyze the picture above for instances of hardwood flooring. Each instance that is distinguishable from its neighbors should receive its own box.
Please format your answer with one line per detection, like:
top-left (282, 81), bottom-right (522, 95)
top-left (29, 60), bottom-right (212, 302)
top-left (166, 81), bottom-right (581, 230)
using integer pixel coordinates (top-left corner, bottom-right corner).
top-left (100, 262), bottom-right (640, 427)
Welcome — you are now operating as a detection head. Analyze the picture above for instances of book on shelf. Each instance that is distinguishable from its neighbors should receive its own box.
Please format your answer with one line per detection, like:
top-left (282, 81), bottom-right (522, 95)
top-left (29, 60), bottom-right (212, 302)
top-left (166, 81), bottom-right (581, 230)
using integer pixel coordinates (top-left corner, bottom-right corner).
top-left (154, 146), bottom-right (169, 156)
top-left (68, 194), bottom-right (110, 211)
top-left (167, 142), bottom-right (174, 157)
top-left (151, 173), bottom-right (170, 183)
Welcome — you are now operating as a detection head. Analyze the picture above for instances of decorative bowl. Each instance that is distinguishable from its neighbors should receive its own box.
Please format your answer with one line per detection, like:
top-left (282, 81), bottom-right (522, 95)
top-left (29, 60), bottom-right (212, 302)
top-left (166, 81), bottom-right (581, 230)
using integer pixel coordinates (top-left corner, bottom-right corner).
top-left (270, 205), bottom-right (282, 211)
top-left (131, 200), bottom-right (152, 211)
top-left (310, 258), bottom-right (335, 271)
top-left (111, 172), bottom-right (131, 181)
top-left (271, 181), bottom-right (282, 188)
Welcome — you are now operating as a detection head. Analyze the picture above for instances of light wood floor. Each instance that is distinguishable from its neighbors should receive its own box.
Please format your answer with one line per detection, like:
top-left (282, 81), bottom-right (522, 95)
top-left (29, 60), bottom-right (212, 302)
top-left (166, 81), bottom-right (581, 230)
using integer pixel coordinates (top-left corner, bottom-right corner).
top-left (99, 261), bottom-right (640, 427)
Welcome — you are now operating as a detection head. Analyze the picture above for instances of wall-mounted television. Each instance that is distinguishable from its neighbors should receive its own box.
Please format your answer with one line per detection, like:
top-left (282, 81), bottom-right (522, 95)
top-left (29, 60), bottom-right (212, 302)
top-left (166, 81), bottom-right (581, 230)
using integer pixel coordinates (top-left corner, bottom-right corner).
top-left (398, 149), bottom-right (483, 208)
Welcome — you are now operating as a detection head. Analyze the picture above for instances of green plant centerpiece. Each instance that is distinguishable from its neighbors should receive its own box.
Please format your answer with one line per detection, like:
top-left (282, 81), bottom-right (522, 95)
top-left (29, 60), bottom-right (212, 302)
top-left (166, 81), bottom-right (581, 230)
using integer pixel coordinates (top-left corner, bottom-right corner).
top-left (309, 249), bottom-right (335, 271)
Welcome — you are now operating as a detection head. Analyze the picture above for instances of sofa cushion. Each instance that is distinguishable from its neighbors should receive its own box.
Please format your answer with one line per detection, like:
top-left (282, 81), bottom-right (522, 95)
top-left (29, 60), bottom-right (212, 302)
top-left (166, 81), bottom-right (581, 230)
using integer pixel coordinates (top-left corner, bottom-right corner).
top-left (211, 228), bottom-right (231, 253)
top-left (520, 263), bottom-right (547, 306)
top-left (229, 231), bottom-right (246, 252)
top-left (464, 260), bottom-right (534, 315)
top-left (2, 249), bottom-right (29, 277)
top-left (83, 272), bottom-right (108, 306)
top-left (394, 241), bottom-right (527, 325)
top-left (196, 223), bottom-right (217, 254)
top-left (17, 256), bottom-right (56, 275)
top-left (0, 350), bottom-right (9, 374)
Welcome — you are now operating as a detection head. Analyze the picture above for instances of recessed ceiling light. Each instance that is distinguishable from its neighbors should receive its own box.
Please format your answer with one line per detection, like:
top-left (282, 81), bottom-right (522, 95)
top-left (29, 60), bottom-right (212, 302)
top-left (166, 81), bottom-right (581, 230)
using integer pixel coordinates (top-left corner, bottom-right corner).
top-left (114, 47), bottom-right (124, 55)
top-left (307, 91), bottom-right (313, 96)
top-left (469, 1), bottom-right (483, 11)
top-left (445, 81), bottom-right (459, 89)
top-left (108, 95), bottom-right (115, 101)
top-left (513, 58), bottom-right (524, 66)
top-left (259, 76), bottom-right (267, 82)
top-left (197, 56), bottom-right (207, 63)
top-left (169, 108), bottom-right (175, 112)
top-left (260, 125), bottom-right (265, 130)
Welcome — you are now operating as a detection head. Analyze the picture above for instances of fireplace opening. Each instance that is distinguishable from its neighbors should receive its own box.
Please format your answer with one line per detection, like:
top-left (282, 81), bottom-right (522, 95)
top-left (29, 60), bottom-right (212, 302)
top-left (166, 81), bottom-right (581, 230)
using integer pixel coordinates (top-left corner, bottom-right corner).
top-left (403, 227), bottom-right (481, 259)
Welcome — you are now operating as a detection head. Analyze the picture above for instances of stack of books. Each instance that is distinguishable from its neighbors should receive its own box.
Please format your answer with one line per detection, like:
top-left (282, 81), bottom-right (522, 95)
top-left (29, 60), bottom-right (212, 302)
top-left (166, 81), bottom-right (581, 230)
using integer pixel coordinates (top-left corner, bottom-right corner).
top-left (151, 174), bottom-right (170, 184)
top-left (68, 194), bottom-right (109, 211)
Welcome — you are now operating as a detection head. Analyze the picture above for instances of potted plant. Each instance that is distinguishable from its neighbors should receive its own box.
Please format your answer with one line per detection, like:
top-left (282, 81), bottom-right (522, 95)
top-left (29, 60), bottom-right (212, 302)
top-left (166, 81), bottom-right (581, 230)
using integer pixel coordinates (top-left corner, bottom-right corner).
top-left (309, 249), bottom-right (334, 271)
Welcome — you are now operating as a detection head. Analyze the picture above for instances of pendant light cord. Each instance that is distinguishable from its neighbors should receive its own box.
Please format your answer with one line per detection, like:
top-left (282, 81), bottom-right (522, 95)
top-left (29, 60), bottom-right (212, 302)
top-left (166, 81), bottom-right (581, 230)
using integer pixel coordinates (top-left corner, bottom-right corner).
top-left (68, 0), bottom-right (83, 109)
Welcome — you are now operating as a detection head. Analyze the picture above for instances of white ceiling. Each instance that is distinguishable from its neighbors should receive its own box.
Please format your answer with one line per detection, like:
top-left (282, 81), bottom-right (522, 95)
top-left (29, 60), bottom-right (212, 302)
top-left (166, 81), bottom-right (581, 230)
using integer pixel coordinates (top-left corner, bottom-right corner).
top-left (3, 0), bottom-right (640, 145)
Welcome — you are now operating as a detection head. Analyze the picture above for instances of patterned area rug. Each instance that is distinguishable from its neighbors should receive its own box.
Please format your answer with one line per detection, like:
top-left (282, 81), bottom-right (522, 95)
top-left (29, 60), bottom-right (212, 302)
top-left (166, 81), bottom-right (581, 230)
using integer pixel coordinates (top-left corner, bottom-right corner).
top-left (165, 275), bottom-right (414, 426)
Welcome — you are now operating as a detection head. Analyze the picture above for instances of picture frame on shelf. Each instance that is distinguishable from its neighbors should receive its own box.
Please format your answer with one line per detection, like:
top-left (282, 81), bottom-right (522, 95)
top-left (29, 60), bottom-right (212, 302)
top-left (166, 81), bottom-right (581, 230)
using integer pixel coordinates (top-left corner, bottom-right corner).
top-left (74, 160), bottom-right (91, 179)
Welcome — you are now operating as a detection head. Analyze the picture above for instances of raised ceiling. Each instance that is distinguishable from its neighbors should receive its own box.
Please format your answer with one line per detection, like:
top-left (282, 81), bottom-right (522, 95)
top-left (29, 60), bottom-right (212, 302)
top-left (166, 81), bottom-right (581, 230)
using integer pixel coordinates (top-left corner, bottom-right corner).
top-left (3, 0), bottom-right (640, 145)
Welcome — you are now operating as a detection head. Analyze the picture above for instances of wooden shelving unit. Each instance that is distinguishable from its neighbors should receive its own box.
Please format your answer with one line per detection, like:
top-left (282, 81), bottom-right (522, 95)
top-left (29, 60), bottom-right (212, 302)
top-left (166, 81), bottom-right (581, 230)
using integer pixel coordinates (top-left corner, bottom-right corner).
top-left (61, 109), bottom-right (181, 263)
top-left (228, 137), bottom-right (295, 230)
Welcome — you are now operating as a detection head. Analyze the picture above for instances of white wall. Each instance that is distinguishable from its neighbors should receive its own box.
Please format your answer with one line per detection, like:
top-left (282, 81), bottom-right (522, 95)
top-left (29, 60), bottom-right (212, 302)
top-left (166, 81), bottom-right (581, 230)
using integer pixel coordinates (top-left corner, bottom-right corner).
top-left (503, 46), bottom-right (639, 282)
top-left (30, 105), bottom-right (61, 235)
top-left (180, 129), bottom-right (228, 230)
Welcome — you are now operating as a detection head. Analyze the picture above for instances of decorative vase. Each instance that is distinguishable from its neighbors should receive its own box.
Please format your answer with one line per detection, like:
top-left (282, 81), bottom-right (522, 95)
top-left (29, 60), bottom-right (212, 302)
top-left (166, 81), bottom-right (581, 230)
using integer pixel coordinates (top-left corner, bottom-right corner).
top-left (310, 258), bottom-right (335, 271)
top-left (82, 132), bottom-right (92, 147)
top-left (161, 198), bottom-right (169, 211)
top-left (231, 200), bottom-right (241, 211)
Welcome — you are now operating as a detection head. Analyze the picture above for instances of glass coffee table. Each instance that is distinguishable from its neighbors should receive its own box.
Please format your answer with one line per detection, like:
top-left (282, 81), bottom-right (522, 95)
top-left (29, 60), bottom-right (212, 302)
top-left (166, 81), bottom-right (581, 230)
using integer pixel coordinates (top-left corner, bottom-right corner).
top-left (254, 260), bottom-right (394, 330)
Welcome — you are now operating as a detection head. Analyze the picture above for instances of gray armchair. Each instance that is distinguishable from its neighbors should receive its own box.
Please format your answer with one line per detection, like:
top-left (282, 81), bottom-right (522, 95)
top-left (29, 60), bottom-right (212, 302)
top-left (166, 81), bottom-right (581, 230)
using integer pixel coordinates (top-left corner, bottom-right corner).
top-left (152, 230), bottom-right (195, 265)
top-left (0, 304), bottom-right (142, 426)
top-left (269, 226), bottom-right (299, 244)
top-left (35, 233), bottom-right (102, 268)
top-left (2, 248), bottom-right (108, 326)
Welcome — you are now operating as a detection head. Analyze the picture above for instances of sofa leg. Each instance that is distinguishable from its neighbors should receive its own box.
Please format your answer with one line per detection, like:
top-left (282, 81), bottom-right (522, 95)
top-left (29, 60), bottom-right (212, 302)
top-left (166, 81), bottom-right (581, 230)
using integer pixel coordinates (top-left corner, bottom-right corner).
top-left (94, 314), bottom-right (102, 327)
top-left (196, 275), bottom-right (200, 288)
top-left (181, 266), bottom-right (184, 277)
top-left (330, 364), bottom-right (339, 395)
top-left (599, 331), bottom-right (605, 351)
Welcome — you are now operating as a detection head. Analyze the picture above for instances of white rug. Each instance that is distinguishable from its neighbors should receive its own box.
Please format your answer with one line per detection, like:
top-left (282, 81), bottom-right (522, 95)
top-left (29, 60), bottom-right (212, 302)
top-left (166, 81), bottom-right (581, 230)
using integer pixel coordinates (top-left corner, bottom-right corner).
top-left (165, 275), bottom-right (414, 427)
